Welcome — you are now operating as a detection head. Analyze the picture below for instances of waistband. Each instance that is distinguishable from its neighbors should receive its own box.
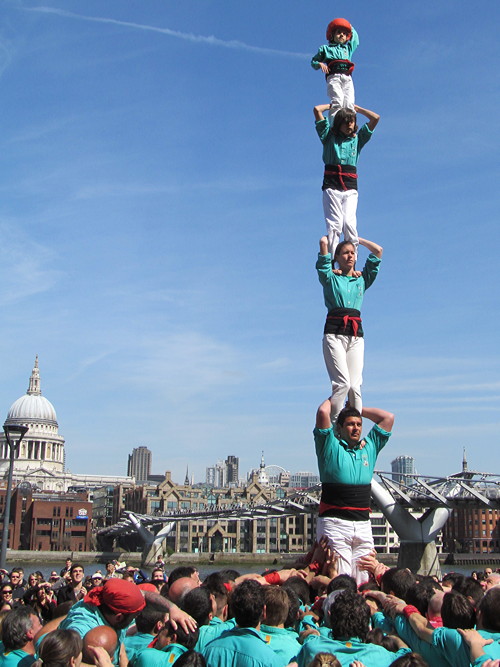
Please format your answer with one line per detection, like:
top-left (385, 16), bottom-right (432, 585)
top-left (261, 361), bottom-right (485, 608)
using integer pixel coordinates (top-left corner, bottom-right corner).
top-left (323, 164), bottom-right (358, 192)
top-left (324, 308), bottom-right (363, 337)
top-left (326, 59), bottom-right (355, 76)
top-left (320, 482), bottom-right (371, 521)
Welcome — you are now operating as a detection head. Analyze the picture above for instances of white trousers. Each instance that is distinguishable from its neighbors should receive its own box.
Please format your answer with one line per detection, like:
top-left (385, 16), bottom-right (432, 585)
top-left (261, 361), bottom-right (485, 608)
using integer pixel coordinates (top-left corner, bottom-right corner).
top-left (317, 516), bottom-right (373, 584)
top-left (326, 73), bottom-right (355, 119)
top-left (322, 188), bottom-right (358, 256)
top-left (323, 334), bottom-right (364, 422)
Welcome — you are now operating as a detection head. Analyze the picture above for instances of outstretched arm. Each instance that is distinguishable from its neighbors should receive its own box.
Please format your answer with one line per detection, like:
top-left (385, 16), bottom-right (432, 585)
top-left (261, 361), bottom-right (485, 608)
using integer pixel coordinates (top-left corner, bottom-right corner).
top-left (361, 407), bottom-right (394, 432)
top-left (314, 104), bottom-right (330, 121)
top-left (358, 237), bottom-right (383, 258)
top-left (354, 105), bottom-right (380, 131)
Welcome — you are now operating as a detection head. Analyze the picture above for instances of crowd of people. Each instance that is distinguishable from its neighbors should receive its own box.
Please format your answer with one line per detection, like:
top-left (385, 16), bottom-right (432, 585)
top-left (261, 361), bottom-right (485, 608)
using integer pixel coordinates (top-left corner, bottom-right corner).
top-left (0, 548), bottom-right (500, 667)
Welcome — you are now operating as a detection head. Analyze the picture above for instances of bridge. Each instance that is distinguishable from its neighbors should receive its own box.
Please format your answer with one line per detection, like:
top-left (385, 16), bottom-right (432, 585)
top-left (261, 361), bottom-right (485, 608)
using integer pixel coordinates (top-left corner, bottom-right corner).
top-left (98, 464), bottom-right (500, 575)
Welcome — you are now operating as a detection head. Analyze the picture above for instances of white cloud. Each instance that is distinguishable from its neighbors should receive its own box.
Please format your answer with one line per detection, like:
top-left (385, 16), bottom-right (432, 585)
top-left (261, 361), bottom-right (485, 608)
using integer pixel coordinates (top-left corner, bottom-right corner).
top-left (26, 7), bottom-right (309, 59)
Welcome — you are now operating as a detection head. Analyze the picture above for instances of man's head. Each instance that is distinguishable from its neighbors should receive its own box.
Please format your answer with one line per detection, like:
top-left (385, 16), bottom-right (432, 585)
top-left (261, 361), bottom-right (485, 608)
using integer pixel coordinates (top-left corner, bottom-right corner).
top-left (154, 621), bottom-right (199, 652)
top-left (329, 591), bottom-right (370, 642)
top-left (151, 568), bottom-right (165, 590)
top-left (88, 578), bottom-right (146, 630)
top-left (229, 580), bottom-right (265, 629)
top-left (135, 604), bottom-right (168, 635)
top-left (381, 568), bottom-right (416, 599)
top-left (65, 558), bottom-right (73, 569)
top-left (478, 587), bottom-right (500, 632)
top-left (263, 586), bottom-right (289, 628)
top-left (202, 573), bottom-right (228, 620)
top-left (82, 626), bottom-right (117, 664)
top-left (106, 562), bottom-right (116, 575)
top-left (70, 564), bottom-right (85, 586)
top-left (2, 606), bottom-right (42, 652)
top-left (481, 572), bottom-right (500, 591)
top-left (168, 577), bottom-right (199, 605)
top-left (336, 407), bottom-right (363, 447)
top-left (441, 590), bottom-right (476, 629)
top-left (181, 587), bottom-right (214, 627)
top-left (168, 567), bottom-right (200, 588)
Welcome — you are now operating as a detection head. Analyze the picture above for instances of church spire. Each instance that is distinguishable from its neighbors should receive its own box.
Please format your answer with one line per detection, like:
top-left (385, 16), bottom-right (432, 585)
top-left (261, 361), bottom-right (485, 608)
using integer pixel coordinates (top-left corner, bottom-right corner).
top-left (27, 356), bottom-right (42, 396)
top-left (184, 465), bottom-right (190, 486)
top-left (462, 447), bottom-right (468, 473)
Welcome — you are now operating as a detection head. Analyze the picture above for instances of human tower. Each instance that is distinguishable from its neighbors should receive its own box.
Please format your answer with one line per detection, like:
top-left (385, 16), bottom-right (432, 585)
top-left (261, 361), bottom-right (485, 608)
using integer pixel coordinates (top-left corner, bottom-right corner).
top-left (309, 18), bottom-right (394, 585)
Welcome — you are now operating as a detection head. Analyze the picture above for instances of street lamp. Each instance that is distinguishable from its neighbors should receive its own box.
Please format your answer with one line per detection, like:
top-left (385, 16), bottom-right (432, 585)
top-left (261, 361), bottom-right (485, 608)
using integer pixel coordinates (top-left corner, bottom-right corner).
top-left (0, 424), bottom-right (29, 569)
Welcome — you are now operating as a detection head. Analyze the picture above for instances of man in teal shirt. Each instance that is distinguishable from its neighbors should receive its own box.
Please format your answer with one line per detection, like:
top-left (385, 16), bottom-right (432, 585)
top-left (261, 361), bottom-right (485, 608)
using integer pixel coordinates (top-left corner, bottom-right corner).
top-left (202, 580), bottom-right (281, 667)
top-left (0, 607), bottom-right (41, 667)
top-left (315, 400), bottom-right (394, 584)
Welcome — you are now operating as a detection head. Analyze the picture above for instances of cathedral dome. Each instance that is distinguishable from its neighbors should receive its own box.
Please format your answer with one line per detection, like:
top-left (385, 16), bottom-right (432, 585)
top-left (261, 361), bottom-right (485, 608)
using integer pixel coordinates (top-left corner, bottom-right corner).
top-left (5, 357), bottom-right (58, 426)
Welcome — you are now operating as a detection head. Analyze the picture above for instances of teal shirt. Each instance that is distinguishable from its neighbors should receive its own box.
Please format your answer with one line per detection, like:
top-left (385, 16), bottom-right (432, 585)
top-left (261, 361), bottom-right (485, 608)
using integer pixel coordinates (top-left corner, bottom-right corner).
top-left (432, 627), bottom-right (500, 667)
top-left (124, 633), bottom-right (154, 662)
top-left (195, 618), bottom-right (236, 652)
top-left (316, 119), bottom-right (373, 167)
top-left (203, 627), bottom-right (282, 667)
top-left (297, 633), bottom-right (410, 667)
top-left (314, 423), bottom-right (391, 484)
top-left (260, 625), bottom-right (301, 665)
top-left (133, 644), bottom-right (187, 667)
top-left (60, 601), bottom-right (126, 665)
top-left (0, 650), bottom-right (35, 667)
top-left (316, 252), bottom-right (381, 313)
top-left (393, 615), bottom-right (441, 667)
top-left (311, 27), bottom-right (359, 69)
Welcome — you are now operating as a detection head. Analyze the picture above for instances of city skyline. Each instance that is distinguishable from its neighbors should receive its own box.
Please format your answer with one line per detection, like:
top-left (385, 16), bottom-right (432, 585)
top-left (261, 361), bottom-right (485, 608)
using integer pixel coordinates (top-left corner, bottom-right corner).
top-left (0, 2), bottom-right (498, 483)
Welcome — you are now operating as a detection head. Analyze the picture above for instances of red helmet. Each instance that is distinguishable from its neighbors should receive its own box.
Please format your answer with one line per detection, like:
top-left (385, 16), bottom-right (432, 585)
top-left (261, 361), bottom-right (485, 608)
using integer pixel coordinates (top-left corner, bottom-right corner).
top-left (326, 18), bottom-right (352, 42)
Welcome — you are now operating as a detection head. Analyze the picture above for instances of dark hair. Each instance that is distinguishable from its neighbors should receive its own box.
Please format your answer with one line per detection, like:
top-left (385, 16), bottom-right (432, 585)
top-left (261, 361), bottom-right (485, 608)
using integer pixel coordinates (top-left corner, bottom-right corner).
top-left (336, 407), bottom-right (362, 429)
top-left (167, 567), bottom-right (197, 588)
top-left (442, 572), bottom-right (465, 588)
top-left (282, 576), bottom-right (311, 606)
top-left (38, 629), bottom-right (82, 667)
top-left (164, 621), bottom-right (199, 650)
top-left (390, 654), bottom-right (429, 667)
top-left (331, 108), bottom-right (358, 138)
top-left (329, 591), bottom-right (370, 642)
top-left (2, 606), bottom-right (38, 651)
top-left (366, 627), bottom-right (399, 652)
top-left (405, 584), bottom-right (434, 616)
top-left (135, 603), bottom-right (166, 634)
top-left (217, 569), bottom-right (241, 584)
top-left (478, 588), bottom-right (500, 632)
top-left (174, 650), bottom-right (207, 667)
top-left (69, 563), bottom-right (84, 575)
top-left (263, 586), bottom-right (289, 627)
top-left (181, 588), bottom-right (213, 627)
top-left (453, 577), bottom-right (484, 608)
top-left (381, 568), bottom-right (416, 600)
top-left (283, 587), bottom-right (300, 629)
top-left (229, 580), bottom-right (265, 628)
top-left (326, 574), bottom-right (357, 596)
top-left (441, 590), bottom-right (476, 629)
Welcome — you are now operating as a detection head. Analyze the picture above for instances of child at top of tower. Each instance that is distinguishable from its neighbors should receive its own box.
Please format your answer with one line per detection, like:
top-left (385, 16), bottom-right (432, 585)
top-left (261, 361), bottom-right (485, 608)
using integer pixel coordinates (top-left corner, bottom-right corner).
top-left (311, 18), bottom-right (358, 118)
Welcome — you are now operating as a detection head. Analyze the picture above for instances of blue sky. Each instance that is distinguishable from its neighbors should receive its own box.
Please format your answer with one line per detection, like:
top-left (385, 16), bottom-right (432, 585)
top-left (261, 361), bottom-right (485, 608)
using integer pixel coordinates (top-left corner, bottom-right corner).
top-left (0, 1), bottom-right (499, 484)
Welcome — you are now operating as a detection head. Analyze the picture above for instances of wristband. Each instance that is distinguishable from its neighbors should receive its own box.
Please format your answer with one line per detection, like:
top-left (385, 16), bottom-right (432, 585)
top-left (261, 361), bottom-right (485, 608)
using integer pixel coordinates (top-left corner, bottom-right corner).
top-left (403, 605), bottom-right (420, 619)
top-left (308, 561), bottom-right (321, 573)
top-left (263, 571), bottom-right (281, 585)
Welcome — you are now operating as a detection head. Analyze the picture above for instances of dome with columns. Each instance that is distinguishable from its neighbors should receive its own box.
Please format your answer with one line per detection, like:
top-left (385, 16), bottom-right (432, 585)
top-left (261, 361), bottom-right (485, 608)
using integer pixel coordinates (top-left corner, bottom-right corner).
top-left (0, 357), bottom-right (65, 480)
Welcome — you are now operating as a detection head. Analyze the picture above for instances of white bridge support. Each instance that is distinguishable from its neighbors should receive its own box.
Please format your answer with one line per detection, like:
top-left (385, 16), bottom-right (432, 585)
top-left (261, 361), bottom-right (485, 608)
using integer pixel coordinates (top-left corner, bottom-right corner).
top-left (371, 480), bottom-right (452, 576)
top-left (127, 513), bottom-right (176, 566)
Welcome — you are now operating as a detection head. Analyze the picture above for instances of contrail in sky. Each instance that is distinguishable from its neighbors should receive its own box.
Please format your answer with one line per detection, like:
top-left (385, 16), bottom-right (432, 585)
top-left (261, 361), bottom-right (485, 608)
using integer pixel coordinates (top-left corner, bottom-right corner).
top-left (26, 6), bottom-right (309, 59)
